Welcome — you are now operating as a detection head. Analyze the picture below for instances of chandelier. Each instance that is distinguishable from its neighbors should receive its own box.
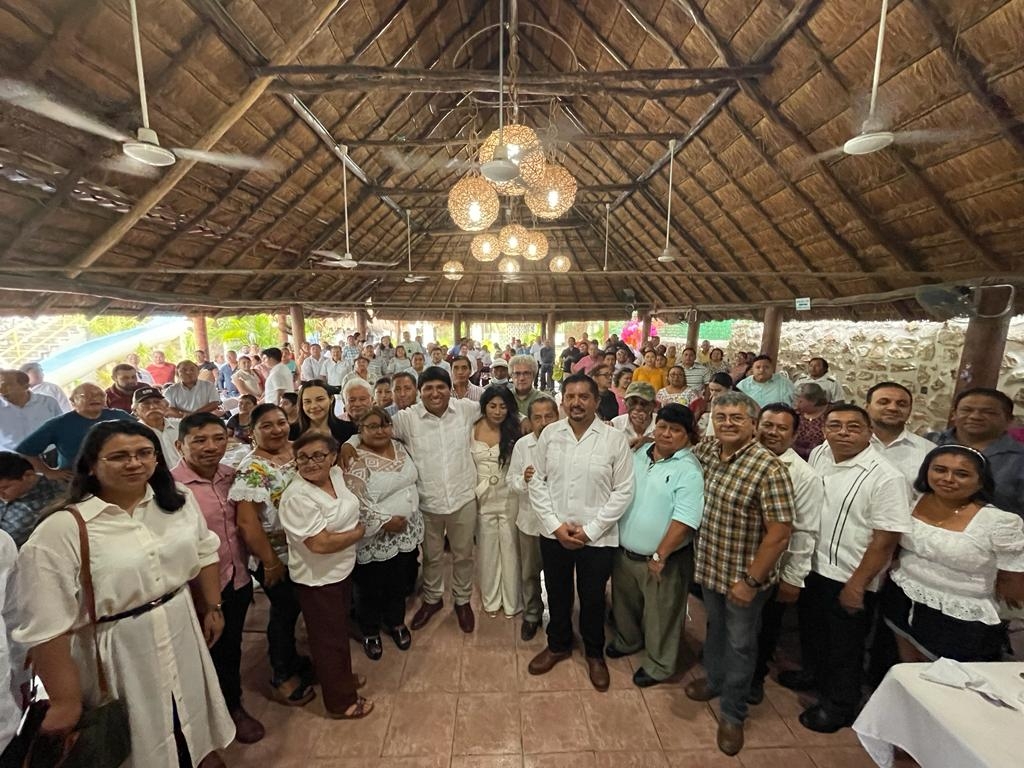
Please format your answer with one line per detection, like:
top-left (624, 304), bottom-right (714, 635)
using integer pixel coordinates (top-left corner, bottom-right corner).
top-left (470, 233), bottom-right (500, 262)
top-left (442, 260), bottom-right (464, 280)
top-left (479, 124), bottom-right (546, 192)
top-left (525, 163), bottom-right (577, 220)
top-left (497, 256), bottom-right (520, 274)
top-left (548, 254), bottom-right (571, 273)
top-left (447, 175), bottom-right (500, 232)
top-left (499, 223), bottom-right (528, 256)
top-left (522, 230), bottom-right (549, 261)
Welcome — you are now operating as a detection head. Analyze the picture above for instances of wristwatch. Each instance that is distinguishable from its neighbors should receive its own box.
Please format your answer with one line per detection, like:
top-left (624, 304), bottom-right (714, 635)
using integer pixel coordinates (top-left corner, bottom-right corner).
top-left (650, 552), bottom-right (662, 563)
top-left (739, 571), bottom-right (764, 588)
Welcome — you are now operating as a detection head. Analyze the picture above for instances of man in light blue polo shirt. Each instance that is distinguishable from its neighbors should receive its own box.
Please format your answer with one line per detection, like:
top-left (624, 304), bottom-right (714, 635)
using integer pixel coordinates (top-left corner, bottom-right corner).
top-left (608, 403), bottom-right (704, 688)
top-left (737, 355), bottom-right (795, 407)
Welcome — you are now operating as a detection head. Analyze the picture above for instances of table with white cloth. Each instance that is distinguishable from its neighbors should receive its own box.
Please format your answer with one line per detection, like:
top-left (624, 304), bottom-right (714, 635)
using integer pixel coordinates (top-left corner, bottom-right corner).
top-left (854, 662), bottom-right (1024, 768)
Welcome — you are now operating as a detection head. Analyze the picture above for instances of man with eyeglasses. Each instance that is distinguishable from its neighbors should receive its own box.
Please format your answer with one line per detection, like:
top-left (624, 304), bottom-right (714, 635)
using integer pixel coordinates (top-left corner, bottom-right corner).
top-left (132, 386), bottom-right (182, 465)
top-left (610, 382), bottom-right (657, 449)
top-left (926, 387), bottom-right (1023, 518)
top-left (786, 404), bottom-right (910, 734)
top-left (686, 391), bottom-right (794, 756)
top-left (509, 354), bottom-right (542, 417)
top-left (591, 365), bottom-right (618, 422)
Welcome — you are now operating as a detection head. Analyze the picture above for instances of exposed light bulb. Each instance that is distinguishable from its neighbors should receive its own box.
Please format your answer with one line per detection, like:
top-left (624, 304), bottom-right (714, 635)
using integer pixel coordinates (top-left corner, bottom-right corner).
top-left (547, 190), bottom-right (559, 208)
top-left (468, 201), bottom-right (481, 222)
top-left (507, 235), bottom-right (519, 249)
top-left (481, 241), bottom-right (492, 254)
top-left (507, 144), bottom-right (521, 161)
top-left (526, 242), bottom-right (538, 257)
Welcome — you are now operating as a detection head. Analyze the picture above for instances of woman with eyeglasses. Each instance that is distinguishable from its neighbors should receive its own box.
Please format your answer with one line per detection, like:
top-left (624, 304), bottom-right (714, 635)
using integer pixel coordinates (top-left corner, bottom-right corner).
top-left (472, 386), bottom-right (524, 618)
top-left (229, 404), bottom-right (314, 707)
top-left (279, 433), bottom-right (377, 719)
top-left (14, 420), bottom-right (234, 767)
top-left (343, 407), bottom-right (422, 659)
top-left (881, 444), bottom-right (1024, 662)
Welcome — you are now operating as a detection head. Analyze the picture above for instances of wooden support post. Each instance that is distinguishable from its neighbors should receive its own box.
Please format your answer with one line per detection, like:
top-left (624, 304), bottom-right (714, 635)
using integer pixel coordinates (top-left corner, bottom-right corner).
top-left (546, 311), bottom-right (557, 343)
top-left (191, 313), bottom-right (209, 356)
top-left (277, 314), bottom-right (290, 346)
top-left (686, 312), bottom-right (701, 351)
top-left (356, 309), bottom-right (368, 339)
top-left (290, 304), bottom-right (306, 348)
top-left (760, 306), bottom-right (784, 362)
top-left (452, 312), bottom-right (462, 344)
top-left (953, 287), bottom-right (1014, 397)
top-left (641, 312), bottom-right (652, 348)
top-left (603, 320), bottom-right (610, 343)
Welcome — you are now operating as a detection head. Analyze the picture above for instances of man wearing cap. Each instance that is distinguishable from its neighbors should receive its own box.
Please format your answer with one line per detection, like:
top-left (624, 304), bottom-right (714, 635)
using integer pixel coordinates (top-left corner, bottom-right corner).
top-left (489, 360), bottom-right (510, 388)
top-left (19, 363), bottom-right (71, 413)
top-left (132, 386), bottom-right (182, 464)
top-left (105, 363), bottom-right (143, 412)
top-left (611, 382), bottom-right (658, 449)
top-left (0, 369), bottom-right (63, 453)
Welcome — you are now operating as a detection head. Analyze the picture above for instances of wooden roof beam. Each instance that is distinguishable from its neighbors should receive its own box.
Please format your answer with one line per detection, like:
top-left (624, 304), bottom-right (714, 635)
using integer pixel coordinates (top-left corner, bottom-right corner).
top-left (64, 0), bottom-right (351, 278)
top-left (344, 132), bottom-right (709, 149)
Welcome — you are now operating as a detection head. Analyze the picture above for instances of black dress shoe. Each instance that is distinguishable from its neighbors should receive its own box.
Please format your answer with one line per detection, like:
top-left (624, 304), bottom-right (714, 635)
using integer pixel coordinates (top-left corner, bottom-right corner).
top-left (632, 667), bottom-right (661, 688)
top-left (777, 669), bottom-right (816, 692)
top-left (362, 635), bottom-right (383, 661)
top-left (798, 704), bottom-right (853, 734)
top-left (520, 620), bottom-right (540, 641)
top-left (604, 644), bottom-right (630, 659)
top-left (388, 625), bottom-right (412, 651)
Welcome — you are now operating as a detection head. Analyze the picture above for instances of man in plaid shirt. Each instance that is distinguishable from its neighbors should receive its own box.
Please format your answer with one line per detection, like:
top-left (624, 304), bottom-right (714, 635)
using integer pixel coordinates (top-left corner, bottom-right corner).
top-left (685, 391), bottom-right (795, 757)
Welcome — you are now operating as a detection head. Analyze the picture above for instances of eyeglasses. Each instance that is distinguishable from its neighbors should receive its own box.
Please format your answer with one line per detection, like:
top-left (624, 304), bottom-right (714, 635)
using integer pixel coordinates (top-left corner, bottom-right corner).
top-left (99, 448), bottom-right (158, 465)
top-left (512, 371), bottom-right (533, 377)
top-left (824, 422), bottom-right (866, 434)
top-left (360, 422), bottom-right (390, 432)
top-left (712, 414), bottom-right (749, 425)
top-left (295, 451), bottom-right (334, 465)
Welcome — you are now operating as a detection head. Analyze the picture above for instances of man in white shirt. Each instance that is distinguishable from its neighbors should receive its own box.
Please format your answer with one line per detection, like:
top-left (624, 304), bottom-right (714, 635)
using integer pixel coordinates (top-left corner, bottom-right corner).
top-left (163, 361), bottom-right (222, 418)
top-left (752, 403), bottom-right (824, 704)
top-left (506, 394), bottom-right (560, 641)
top-left (400, 331), bottom-right (423, 356)
top-left (323, 346), bottom-right (350, 390)
top-left (126, 352), bottom-right (156, 384)
top-left (610, 382), bottom-right (657, 449)
top-left (791, 404), bottom-right (911, 733)
top-left (527, 373), bottom-right (635, 691)
top-left (392, 367), bottom-right (479, 633)
top-left (261, 347), bottom-right (294, 404)
top-left (427, 347), bottom-right (451, 375)
top-left (20, 363), bottom-right (71, 413)
top-left (794, 357), bottom-right (844, 403)
top-left (0, 369), bottom-right (62, 451)
top-left (299, 343), bottom-right (331, 384)
top-left (679, 347), bottom-right (711, 390)
top-left (132, 386), bottom-right (182, 465)
top-left (450, 356), bottom-right (484, 402)
top-left (864, 381), bottom-right (933, 487)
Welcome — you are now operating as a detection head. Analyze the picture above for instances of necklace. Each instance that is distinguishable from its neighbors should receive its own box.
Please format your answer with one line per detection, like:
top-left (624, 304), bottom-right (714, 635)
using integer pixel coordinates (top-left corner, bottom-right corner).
top-left (928, 501), bottom-right (968, 528)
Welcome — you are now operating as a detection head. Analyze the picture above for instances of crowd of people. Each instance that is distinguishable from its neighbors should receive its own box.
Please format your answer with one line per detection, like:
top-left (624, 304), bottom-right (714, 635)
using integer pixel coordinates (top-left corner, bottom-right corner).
top-left (0, 327), bottom-right (1022, 765)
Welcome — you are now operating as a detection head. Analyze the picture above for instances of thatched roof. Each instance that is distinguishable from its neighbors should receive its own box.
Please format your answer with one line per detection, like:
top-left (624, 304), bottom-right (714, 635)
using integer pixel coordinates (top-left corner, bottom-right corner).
top-left (0, 0), bottom-right (1021, 321)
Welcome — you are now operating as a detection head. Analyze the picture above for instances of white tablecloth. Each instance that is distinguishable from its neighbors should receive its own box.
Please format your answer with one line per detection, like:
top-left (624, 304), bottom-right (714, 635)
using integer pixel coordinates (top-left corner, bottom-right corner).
top-left (854, 662), bottom-right (1024, 768)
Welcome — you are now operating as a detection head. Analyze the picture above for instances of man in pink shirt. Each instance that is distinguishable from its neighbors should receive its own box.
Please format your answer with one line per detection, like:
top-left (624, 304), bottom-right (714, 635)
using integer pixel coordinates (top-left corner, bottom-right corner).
top-left (172, 412), bottom-right (265, 746)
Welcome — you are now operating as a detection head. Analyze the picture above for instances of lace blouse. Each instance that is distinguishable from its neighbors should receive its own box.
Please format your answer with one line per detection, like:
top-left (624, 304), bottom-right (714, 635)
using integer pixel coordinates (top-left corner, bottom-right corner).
top-left (891, 504), bottom-right (1024, 625)
top-left (228, 452), bottom-right (297, 563)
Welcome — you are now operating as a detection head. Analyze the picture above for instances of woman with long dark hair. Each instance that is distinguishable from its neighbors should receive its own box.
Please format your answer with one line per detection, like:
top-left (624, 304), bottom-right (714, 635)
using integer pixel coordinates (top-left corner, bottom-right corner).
top-left (229, 404), bottom-right (314, 708)
top-left (472, 385), bottom-right (523, 618)
top-left (14, 421), bottom-right (234, 767)
top-left (296, 380), bottom-right (352, 442)
top-left (226, 393), bottom-right (258, 443)
top-left (882, 445), bottom-right (1024, 662)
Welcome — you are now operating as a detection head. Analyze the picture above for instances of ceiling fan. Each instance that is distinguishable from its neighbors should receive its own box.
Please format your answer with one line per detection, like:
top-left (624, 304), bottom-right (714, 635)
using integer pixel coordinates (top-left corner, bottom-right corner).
top-left (312, 146), bottom-right (397, 269)
top-left (657, 139), bottom-right (679, 263)
top-left (0, 0), bottom-right (276, 175)
top-left (805, 0), bottom-right (980, 163)
top-left (402, 211), bottom-right (429, 283)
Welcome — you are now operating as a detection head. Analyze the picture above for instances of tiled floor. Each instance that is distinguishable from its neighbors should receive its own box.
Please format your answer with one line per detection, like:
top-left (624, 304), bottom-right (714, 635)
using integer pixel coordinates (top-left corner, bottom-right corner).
top-left (222, 584), bottom-right (885, 768)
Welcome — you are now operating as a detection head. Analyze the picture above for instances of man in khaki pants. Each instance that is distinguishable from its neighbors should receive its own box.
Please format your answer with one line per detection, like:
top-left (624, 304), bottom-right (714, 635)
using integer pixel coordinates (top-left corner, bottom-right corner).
top-left (391, 367), bottom-right (479, 633)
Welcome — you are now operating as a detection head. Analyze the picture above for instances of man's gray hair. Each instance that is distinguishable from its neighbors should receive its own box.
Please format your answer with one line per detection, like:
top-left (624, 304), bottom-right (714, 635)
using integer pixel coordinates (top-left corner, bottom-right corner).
top-left (712, 391), bottom-right (760, 420)
top-left (795, 382), bottom-right (829, 407)
top-left (509, 354), bottom-right (538, 374)
top-left (343, 378), bottom-right (373, 398)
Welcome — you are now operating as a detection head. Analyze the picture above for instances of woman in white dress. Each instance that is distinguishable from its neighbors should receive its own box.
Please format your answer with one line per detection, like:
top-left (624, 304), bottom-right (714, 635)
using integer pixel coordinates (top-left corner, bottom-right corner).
top-left (14, 420), bottom-right (234, 768)
top-left (472, 386), bottom-right (523, 618)
top-left (882, 444), bottom-right (1024, 662)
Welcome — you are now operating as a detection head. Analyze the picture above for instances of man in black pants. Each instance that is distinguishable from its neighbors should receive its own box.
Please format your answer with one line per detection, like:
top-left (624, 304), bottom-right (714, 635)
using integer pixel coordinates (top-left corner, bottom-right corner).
top-left (173, 413), bottom-right (265, 745)
top-left (526, 373), bottom-right (634, 691)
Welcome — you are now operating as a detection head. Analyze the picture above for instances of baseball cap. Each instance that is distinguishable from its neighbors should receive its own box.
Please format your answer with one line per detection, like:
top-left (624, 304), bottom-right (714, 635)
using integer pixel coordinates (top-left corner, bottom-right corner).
top-left (624, 382), bottom-right (656, 402)
top-left (132, 386), bottom-right (165, 406)
top-left (491, 360), bottom-right (509, 370)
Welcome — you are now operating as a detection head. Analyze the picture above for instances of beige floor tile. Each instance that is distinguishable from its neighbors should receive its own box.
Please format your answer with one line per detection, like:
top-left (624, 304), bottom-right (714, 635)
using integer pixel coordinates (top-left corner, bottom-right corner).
top-left (567, 653), bottom-right (636, 690)
top-left (461, 646), bottom-right (519, 692)
top-left (452, 755), bottom-right (524, 768)
top-left (738, 747), bottom-right (816, 768)
top-left (382, 692), bottom-right (458, 757)
top-left (663, 750), bottom-right (742, 767)
top-left (781, 717), bottom-right (863, 748)
top-left (453, 692), bottom-right (522, 755)
top-left (740, 703), bottom-right (797, 749)
top-left (804, 745), bottom-right (881, 768)
top-left (592, 749), bottom-right (669, 767)
top-left (400, 646), bottom-right (464, 693)
top-left (352, 640), bottom-right (408, 692)
top-left (310, 692), bottom-right (394, 758)
top-left (467, 611), bottom-right (518, 646)
top-left (523, 752), bottom-right (597, 768)
top-left (578, 689), bottom-right (657, 752)
top-left (520, 692), bottom-right (592, 754)
top-left (642, 688), bottom-right (719, 751)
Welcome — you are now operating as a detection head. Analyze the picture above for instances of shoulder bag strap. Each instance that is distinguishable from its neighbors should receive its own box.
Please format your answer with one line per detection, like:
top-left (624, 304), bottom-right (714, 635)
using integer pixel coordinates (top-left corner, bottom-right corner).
top-left (68, 505), bottom-right (111, 699)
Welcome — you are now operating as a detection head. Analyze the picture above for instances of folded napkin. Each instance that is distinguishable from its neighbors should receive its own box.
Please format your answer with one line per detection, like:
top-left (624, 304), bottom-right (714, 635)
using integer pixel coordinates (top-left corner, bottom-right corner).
top-left (920, 658), bottom-right (1020, 710)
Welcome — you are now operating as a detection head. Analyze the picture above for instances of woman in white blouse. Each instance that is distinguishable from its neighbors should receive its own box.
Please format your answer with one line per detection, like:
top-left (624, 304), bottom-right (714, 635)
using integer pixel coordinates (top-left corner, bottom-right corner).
top-left (278, 433), bottom-right (375, 719)
top-left (14, 420), bottom-right (234, 768)
top-left (344, 407), bottom-right (422, 660)
top-left (882, 445), bottom-right (1024, 662)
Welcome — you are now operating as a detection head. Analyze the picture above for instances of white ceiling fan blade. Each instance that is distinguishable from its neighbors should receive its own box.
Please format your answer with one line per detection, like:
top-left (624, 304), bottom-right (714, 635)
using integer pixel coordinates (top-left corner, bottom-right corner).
top-left (894, 128), bottom-right (984, 145)
top-left (171, 147), bottom-right (279, 172)
top-left (358, 259), bottom-right (399, 267)
top-left (100, 154), bottom-right (160, 178)
top-left (797, 145), bottom-right (847, 169)
top-left (0, 79), bottom-right (129, 142)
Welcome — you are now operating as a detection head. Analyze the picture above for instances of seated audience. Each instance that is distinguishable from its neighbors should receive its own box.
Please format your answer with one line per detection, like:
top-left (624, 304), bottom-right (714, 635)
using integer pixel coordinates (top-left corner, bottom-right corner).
top-left (0, 451), bottom-right (65, 548)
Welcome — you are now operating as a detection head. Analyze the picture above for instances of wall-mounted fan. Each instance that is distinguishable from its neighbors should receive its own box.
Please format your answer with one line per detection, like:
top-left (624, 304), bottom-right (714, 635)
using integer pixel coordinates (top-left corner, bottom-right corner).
top-left (914, 284), bottom-right (1016, 320)
top-left (0, 0), bottom-right (275, 176)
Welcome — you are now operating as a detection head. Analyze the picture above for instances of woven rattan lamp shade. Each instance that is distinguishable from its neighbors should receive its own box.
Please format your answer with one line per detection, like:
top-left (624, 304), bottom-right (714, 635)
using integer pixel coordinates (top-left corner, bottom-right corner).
top-left (447, 175), bottom-right (500, 232)
top-left (470, 233), bottom-right (501, 262)
top-left (442, 260), bottom-right (464, 280)
top-left (524, 163), bottom-right (577, 220)
top-left (522, 230), bottom-right (549, 261)
top-left (479, 124), bottom-right (546, 195)
top-left (548, 254), bottom-right (571, 272)
top-left (497, 256), bottom-right (520, 274)
top-left (499, 223), bottom-right (528, 256)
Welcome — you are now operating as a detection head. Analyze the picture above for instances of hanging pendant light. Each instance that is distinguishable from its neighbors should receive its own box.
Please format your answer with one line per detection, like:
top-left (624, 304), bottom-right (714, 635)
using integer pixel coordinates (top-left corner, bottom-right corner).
top-left (499, 223), bottom-right (528, 255)
top-left (448, 174), bottom-right (500, 232)
top-left (497, 256), bottom-right (520, 274)
top-left (442, 260), bottom-right (465, 280)
top-left (548, 254), bottom-right (571, 272)
top-left (525, 163), bottom-right (577, 220)
top-left (470, 232), bottom-right (501, 262)
top-left (658, 139), bottom-right (679, 263)
top-left (479, 0), bottom-right (519, 184)
top-left (522, 230), bottom-right (549, 261)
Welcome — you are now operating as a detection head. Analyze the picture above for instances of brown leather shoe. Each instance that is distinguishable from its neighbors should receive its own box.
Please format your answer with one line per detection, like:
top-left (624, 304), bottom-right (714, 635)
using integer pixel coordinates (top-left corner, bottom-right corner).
top-left (684, 678), bottom-right (719, 702)
top-left (230, 706), bottom-right (265, 744)
top-left (410, 600), bottom-right (443, 630)
top-left (586, 657), bottom-right (610, 692)
top-left (527, 647), bottom-right (571, 675)
top-left (717, 720), bottom-right (744, 756)
top-left (454, 602), bottom-right (475, 633)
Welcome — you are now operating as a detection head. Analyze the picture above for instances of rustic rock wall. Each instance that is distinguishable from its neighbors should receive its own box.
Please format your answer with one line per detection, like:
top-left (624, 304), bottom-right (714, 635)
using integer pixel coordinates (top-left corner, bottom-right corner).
top-left (725, 317), bottom-right (1024, 433)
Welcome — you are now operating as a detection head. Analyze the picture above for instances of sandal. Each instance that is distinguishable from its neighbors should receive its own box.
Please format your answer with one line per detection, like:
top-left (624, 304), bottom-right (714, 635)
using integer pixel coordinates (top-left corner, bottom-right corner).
top-left (329, 696), bottom-right (374, 720)
top-left (269, 674), bottom-right (315, 707)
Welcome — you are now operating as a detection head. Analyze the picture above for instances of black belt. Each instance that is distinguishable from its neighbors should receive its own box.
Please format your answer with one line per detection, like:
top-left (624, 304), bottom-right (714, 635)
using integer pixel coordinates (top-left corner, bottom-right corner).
top-left (620, 545), bottom-right (689, 562)
top-left (97, 586), bottom-right (183, 623)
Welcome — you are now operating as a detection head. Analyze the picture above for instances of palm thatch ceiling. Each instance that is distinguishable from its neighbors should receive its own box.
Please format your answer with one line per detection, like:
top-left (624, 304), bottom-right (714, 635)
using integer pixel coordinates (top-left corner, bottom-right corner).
top-left (0, 0), bottom-right (1021, 321)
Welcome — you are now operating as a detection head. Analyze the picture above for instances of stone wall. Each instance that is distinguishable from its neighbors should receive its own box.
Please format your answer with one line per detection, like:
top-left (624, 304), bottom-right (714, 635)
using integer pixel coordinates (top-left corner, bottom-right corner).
top-left (724, 317), bottom-right (1024, 433)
